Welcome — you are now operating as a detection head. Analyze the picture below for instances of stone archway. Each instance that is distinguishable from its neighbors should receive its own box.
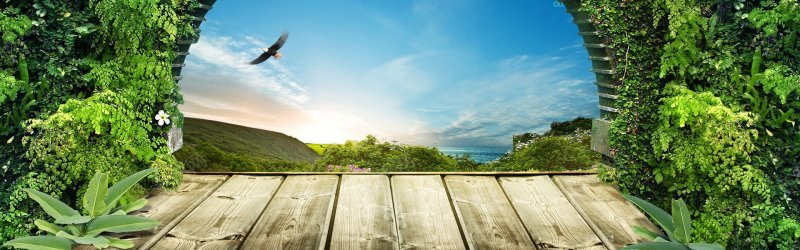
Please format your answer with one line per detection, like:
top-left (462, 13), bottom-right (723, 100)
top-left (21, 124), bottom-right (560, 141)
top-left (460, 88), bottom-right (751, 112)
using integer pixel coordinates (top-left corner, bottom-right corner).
top-left (170, 0), bottom-right (616, 157)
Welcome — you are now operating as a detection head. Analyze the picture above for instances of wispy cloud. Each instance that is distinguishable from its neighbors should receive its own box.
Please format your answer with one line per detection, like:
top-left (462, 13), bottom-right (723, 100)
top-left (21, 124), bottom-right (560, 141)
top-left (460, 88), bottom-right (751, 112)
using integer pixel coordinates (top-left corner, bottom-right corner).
top-left (405, 54), bottom-right (598, 146)
top-left (188, 35), bottom-right (308, 105)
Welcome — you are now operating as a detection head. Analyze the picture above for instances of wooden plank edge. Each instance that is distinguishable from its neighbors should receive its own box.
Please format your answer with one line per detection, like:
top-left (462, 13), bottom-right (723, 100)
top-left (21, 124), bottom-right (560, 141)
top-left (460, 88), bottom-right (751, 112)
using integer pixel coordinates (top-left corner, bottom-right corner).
top-left (322, 176), bottom-right (342, 250)
top-left (238, 176), bottom-right (288, 249)
top-left (494, 177), bottom-right (537, 248)
top-left (441, 176), bottom-right (472, 250)
top-left (551, 176), bottom-right (617, 250)
top-left (183, 170), bottom-right (599, 176)
top-left (442, 175), bottom-right (472, 250)
top-left (139, 175), bottom-right (231, 250)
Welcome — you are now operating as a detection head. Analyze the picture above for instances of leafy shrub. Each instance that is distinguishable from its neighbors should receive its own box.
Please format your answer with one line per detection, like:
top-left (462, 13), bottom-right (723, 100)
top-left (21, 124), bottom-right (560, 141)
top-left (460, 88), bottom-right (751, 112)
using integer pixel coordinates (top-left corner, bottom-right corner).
top-left (4, 169), bottom-right (159, 250)
top-left (314, 135), bottom-right (478, 172)
top-left (488, 129), bottom-right (598, 171)
top-left (0, 1), bottom-right (195, 242)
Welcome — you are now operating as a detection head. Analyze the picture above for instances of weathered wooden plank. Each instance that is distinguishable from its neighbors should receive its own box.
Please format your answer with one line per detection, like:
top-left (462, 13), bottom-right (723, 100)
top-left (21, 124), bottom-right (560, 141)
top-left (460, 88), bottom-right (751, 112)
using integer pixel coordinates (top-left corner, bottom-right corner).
top-left (553, 175), bottom-right (659, 249)
top-left (240, 175), bottom-right (339, 250)
top-left (150, 175), bottom-right (283, 249)
top-left (392, 175), bottom-right (466, 250)
top-left (499, 176), bottom-right (605, 249)
top-left (331, 175), bottom-right (398, 249)
top-left (444, 175), bottom-right (534, 249)
top-left (116, 174), bottom-right (228, 249)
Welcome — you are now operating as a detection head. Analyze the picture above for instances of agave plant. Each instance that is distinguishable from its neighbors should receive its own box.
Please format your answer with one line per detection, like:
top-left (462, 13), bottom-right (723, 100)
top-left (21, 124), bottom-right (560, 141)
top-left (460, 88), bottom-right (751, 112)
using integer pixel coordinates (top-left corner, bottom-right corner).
top-left (3, 169), bottom-right (160, 250)
top-left (623, 195), bottom-right (725, 250)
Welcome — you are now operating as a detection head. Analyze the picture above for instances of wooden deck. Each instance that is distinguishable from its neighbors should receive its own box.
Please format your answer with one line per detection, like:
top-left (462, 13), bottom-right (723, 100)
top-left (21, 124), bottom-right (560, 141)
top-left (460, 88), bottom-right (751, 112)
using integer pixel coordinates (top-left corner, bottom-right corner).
top-left (124, 173), bottom-right (657, 250)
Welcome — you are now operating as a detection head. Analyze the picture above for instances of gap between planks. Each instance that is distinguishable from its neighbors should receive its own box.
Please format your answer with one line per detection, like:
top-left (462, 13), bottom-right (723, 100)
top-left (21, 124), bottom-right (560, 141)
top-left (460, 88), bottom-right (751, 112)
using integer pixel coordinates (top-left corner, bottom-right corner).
top-left (139, 175), bottom-right (231, 250)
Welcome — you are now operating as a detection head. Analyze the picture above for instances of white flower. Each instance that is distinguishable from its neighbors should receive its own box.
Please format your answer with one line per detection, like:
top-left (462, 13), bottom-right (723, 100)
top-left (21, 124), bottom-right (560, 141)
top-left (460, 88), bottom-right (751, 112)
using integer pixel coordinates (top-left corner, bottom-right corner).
top-left (155, 110), bottom-right (171, 126)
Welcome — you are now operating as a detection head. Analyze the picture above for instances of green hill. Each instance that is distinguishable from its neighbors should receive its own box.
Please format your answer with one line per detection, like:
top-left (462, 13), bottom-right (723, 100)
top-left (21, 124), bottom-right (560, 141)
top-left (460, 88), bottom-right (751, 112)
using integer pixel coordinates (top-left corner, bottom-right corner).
top-left (174, 118), bottom-right (319, 172)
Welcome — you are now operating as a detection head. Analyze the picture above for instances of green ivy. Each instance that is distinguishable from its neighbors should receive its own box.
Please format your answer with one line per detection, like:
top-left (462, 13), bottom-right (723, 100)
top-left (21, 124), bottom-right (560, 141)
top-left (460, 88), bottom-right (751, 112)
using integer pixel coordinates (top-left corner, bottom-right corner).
top-left (0, 0), bottom-right (196, 243)
top-left (584, 0), bottom-right (800, 248)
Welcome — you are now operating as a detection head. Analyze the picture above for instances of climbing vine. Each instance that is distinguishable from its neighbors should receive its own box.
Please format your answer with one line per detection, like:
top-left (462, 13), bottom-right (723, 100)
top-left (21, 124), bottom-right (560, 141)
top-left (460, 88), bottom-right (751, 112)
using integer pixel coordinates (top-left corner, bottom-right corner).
top-left (585, 0), bottom-right (800, 248)
top-left (0, 0), bottom-right (195, 243)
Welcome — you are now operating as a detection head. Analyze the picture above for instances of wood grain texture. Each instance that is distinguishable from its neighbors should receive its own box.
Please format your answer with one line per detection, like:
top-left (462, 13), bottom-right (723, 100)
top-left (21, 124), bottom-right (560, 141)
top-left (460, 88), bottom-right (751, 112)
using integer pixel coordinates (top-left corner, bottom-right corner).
top-left (117, 174), bottom-right (227, 249)
top-left (239, 175), bottom-right (339, 250)
top-left (553, 175), bottom-right (659, 249)
top-left (331, 175), bottom-right (398, 249)
top-left (444, 175), bottom-right (534, 249)
top-left (500, 176), bottom-right (605, 250)
top-left (150, 175), bottom-right (283, 250)
top-left (391, 175), bottom-right (466, 250)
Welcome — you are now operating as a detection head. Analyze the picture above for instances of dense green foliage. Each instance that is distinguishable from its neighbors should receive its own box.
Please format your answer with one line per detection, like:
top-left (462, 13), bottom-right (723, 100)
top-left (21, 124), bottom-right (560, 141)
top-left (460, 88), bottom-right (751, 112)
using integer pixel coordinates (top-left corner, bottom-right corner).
top-left (4, 169), bottom-right (158, 249)
top-left (490, 124), bottom-right (599, 171)
top-left (512, 117), bottom-right (592, 148)
top-left (584, 0), bottom-right (800, 247)
top-left (314, 135), bottom-right (479, 172)
top-left (173, 118), bottom-right (319, 172)
top-left (0, 0), bottom-right (195, 243)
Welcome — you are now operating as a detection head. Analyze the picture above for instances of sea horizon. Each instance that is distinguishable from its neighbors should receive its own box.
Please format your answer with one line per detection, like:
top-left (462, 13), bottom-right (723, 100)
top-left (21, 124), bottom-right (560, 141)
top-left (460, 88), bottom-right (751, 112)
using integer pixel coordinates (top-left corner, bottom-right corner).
top-left (437, 146), bottom-right (512, 163)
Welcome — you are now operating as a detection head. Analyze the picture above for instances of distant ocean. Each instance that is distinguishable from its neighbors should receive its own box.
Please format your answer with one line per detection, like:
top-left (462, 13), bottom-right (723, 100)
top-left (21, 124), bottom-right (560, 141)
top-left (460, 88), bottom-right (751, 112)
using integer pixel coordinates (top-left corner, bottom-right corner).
top-left (438, 146), bottom-right (512, 163)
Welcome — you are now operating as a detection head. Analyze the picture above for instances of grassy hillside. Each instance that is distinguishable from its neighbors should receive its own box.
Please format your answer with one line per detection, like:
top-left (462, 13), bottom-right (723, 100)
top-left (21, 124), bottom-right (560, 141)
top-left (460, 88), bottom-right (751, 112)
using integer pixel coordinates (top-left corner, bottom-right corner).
top-left (306, 143), bottom-right (333, 154)
top-left (175, 118), bottom-right (319, 172)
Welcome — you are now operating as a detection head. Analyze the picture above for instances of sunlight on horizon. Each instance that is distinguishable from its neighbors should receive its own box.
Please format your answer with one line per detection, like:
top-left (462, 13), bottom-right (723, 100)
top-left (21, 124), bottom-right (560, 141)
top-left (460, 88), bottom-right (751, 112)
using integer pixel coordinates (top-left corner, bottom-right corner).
top-left (179, 0), bottom-right (598, 146)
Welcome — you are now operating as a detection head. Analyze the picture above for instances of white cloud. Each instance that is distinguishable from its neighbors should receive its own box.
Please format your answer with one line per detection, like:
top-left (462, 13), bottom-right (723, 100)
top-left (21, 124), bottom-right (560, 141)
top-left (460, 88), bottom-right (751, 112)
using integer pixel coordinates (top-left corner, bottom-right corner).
top-left (189, 35), bottom-right (308, 105)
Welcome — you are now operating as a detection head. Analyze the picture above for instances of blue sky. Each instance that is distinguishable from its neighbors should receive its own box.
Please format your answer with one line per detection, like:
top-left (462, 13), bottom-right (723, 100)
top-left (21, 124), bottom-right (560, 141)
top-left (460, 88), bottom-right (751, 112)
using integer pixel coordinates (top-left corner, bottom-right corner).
top-left (179, 0), bottom-right (598, 147)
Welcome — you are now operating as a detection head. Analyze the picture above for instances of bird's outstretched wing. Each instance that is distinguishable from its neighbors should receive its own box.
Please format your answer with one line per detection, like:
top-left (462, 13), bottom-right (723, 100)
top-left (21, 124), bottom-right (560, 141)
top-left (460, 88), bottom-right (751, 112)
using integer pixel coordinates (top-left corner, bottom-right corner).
top-left (267, 32), bottom-right (289, 52)
top-left (248, 32), bottom-right (289, 65)
top-left (249, 52), bottom-right (271, 65)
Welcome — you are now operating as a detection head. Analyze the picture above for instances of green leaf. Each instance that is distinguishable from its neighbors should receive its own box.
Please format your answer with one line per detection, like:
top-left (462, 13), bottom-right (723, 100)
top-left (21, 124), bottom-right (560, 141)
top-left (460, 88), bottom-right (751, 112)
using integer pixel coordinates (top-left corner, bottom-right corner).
top-left (104, 168), bottom-right (156, 215)
top-left (84, 215), bottom-right (160, 237)
top-left (53, 215), bottom-right (92, 225)
top-left (55, 231), bottom-right (110, 248)
top-left (23, 189), bottom-right (81, 221)
top-left (34, 219), bottom-right (63, 235)
top-left (106, 237), bottom-right (135, 249)
top-left (118, 198), bottom-right (148, 214)
top-left (623, 195), bottom-right (677, 238)
top-left (672, 198), bottom-right (692, 244)
top-left (623, 242), bottom-right (689, 250)
top-left (632, 225), bottom-right (663, 241)
top-left (687, 243), bottom-right (725, 250)
top-left (2, 236), bottom-right (73, 250)
top-left (83, 172), bottom-right (109, 217)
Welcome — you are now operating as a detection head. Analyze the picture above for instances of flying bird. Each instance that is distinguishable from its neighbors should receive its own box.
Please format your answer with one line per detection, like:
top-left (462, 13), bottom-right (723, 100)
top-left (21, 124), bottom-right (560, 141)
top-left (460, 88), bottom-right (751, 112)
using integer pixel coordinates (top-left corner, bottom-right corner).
top-left (249, 32), bottom-right (289, 65)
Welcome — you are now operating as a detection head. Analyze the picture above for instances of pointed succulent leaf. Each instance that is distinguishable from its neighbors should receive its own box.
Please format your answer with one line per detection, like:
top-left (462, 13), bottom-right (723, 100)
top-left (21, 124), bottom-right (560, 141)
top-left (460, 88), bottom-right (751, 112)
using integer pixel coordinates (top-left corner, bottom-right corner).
top-left (632, 225), bottom-right (663, 241)
top-left (106, 237), bottom-right (135, 249)
top-left (56, 231), bottom-right (110, 247)
top-left (85, 215), bottom-right (160, 236)
top-left (83, 172), bottom-right (109, 217)
top-left (66, 225), bottom-right (81, 236)
top-left (34, 219), bottom-right (63, 235)
top-left (622, 242), bottom-right (689, 250)
top-left (23, 189), bottom-right (80, 220)
top-left (53, 215), bottom-right (92, 225)
top-left (2, 236), bottom-right (73, 250)
top-left (654, 237), bottom-right (669, 242)
top-left (104, 169), bottom-right (156, 215)
top-left (119, 198), bottom-right (148, 214)
top-left (623, 195), bottom-right (677, 239)
top-left (111, 209), bottom-right (127, 215)
top-left (672, 198), bottom-right (692, 244)
top-left (687, 243), bottom-right (725, 250)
